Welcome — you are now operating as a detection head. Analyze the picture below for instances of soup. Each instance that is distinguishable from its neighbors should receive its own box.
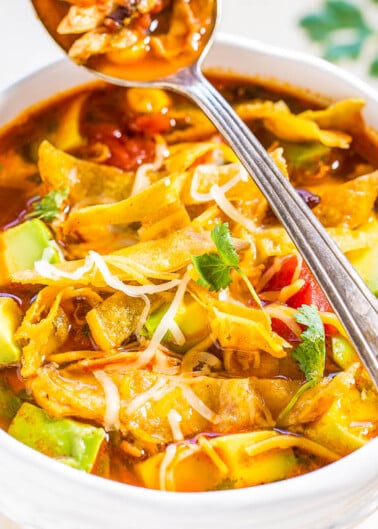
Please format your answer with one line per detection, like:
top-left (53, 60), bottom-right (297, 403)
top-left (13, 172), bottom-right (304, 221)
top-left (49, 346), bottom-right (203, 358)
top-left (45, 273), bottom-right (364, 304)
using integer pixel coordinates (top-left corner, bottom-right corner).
top-left (0, 75), bottom-right (377, 491)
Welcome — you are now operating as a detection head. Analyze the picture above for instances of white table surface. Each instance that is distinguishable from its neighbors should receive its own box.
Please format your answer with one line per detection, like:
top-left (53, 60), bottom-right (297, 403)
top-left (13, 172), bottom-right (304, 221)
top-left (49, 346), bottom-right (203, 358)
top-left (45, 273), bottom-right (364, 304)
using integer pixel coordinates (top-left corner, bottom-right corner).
top-left (0, 1), bottom-right (377, 528)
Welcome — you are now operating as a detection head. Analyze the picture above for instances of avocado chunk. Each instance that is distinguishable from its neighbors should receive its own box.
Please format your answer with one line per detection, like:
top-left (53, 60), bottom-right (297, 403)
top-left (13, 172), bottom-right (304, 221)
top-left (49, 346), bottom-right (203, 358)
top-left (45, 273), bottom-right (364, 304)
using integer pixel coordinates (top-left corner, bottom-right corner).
top-left (331, 336), bottom-right (359, 369)
top-left (142, 294), bottom-right (210, 353)
top-left (0, 378), bottom-right (22, 428)
top-left (283, 141), bottom-right (331, 170)
top-left (348, 244), bottom-right (378, 295)
top-left (0, 219), bottom-right (60, 281)
top-left (135, 431), bottom-right (298, 491)
top-left (304, 386), bottom-right (378, 456)
top-left (0, 297), bottom-right (22, 367)
top-left (8, 402), bottom-right (106, 472)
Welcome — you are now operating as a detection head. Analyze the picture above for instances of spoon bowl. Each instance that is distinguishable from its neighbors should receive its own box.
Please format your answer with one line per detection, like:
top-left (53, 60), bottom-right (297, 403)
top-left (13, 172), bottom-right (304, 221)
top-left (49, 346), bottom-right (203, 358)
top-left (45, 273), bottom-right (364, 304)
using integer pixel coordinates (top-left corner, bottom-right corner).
top-left (30, 0), bottom-right (378, 384)
top-left (31, 0), bottom-right (218, 82)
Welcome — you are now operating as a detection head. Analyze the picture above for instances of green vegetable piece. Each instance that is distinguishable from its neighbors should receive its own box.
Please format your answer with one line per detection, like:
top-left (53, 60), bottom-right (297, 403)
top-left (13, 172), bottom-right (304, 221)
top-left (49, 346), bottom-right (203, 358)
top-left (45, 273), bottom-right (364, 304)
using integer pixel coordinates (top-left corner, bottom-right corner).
top-left (142, 294), bottom-right (210, 353)
top-left (25, 187), bottom-right (69, 222)
top-left (278, 305), bottom-right (326, 423)
top-left (283, 142), bottom-right (330, 170)
top-left (0, 297), bottom-right (22, 367)
top-left (331, 335), bottom-right (359, 369)
top-left (143, 303), bottom-right (168, 338)
top-left (348, 244), bottom-right (378, 295)
top-left (304, 387), bottom-right (376, 455)
top-left (0, 219), bottom-right (60, 280)
top-left (0, 378), bottom-right (21, 427)
top-left (8, 402), bottom-right (106, 472)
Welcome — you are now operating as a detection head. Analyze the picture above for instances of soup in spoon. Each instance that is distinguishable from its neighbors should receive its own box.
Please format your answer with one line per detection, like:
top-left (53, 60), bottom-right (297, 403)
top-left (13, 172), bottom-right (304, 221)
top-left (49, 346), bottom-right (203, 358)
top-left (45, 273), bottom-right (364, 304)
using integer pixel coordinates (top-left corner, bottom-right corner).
top-left (31, 0), bottom-right (216, 80)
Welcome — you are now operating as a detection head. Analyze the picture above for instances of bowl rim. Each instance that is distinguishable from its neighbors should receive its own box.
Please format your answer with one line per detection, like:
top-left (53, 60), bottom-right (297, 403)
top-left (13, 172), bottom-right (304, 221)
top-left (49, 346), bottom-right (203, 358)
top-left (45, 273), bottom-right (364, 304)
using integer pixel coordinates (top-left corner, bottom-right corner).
top-left (216, 33), bottom-right (378, 103)
top-left (0, 32), bottom-right (378, 509)
top-left (1, 427), bottom-right (378, 507)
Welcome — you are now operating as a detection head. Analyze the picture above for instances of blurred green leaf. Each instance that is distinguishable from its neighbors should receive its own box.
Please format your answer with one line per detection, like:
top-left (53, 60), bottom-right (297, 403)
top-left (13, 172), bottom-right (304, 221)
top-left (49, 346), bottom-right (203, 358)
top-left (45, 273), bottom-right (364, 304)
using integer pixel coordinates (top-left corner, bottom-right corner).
top-left (299, 0), bottom-right (375, 66)
top-left (324, 39), bottom-right (365, 61)
top-left (300, 0), bottom-right (369, 39)
top-left (369, 54), bottom-right (378, 76)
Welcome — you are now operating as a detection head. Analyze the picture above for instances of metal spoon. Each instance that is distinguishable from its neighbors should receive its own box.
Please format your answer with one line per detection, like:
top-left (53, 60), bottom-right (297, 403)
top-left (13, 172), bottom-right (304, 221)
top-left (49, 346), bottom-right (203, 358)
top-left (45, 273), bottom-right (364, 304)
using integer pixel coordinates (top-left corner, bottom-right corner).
top-left (31, 0), bottom-right (378, 384)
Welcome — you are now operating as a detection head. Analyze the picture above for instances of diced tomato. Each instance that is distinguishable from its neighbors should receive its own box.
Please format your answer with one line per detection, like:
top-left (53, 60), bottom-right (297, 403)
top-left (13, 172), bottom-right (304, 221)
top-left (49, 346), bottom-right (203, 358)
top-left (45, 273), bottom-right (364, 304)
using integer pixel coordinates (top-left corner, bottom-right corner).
top-left (264, 255), bottom-right (298, 290)
top-left (264, 254), bottom-right (332, 312)
top-left (132, 113), bottom-right (172, 134)
top-left (271, 318), bottom-right (300, 343)
top-left (84, 122), bottom-right (156, 171)
top-left (288, 262), bottom-right (332, 312)
top-left (85, 122), bottom-right (123, 140)
top-left (264, 255), bottom-right (338, 337)
top-left (100, 135), bottom-right (156, 171)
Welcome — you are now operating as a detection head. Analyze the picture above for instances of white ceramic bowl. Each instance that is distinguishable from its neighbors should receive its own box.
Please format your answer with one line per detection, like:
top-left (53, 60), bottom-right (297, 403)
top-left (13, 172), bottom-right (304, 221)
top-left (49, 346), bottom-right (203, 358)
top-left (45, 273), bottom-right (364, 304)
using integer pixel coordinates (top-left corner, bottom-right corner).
top-left (0, 34), bottom-right (378, 529)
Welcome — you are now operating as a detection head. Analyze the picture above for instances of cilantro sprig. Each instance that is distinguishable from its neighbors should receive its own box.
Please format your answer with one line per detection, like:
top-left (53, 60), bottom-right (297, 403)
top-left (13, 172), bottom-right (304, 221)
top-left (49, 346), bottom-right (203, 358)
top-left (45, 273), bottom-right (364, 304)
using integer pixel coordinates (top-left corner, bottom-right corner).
top-left (191, 222), bottom-right (262, 307)
top-left (25, 187), bottom-right (69, 222)
top-left (299, 0), bottom-right (378, 76)
top-left (277, 304), bottom-right (326, 423)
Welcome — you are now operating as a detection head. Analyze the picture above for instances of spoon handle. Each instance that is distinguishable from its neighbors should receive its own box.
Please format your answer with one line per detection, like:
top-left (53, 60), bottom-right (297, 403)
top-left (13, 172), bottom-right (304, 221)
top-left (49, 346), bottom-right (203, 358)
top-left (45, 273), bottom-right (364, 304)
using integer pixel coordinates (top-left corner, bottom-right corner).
top-left (165, 65), bottom-right (378, 384)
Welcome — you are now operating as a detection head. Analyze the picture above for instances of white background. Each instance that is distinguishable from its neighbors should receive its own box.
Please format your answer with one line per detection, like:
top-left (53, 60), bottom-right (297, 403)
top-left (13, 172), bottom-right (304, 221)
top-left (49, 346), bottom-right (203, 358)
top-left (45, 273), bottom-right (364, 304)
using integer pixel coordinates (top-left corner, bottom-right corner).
top-left (0, 1), bottom-right (377, 528)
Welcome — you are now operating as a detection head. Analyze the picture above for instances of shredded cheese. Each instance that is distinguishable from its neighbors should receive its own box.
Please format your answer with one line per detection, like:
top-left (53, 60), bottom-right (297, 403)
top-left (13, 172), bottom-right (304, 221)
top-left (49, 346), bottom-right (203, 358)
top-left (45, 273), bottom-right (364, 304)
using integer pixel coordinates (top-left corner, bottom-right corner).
top-left (168, 319), bottom-right (186, 346)
top-left (128, 271), bottom-right (191, 369)
top-left (126, 378), bottom-right (171, 416)
top-left (35, 251), bottom-right (181, 296)
top-left (292, 254), bottom-right (303, 283)
top-left (210, 184), bottom-right (256, 233)
top-left (197, 436), bottom-right (228, 475)
top-left (181, 385), bottom-right (219, 423)
top-left (153, 348), bottom-right (181, 375)
top-left (131, 163), bottom-right (153, 196)
top-left (265, 304), bottom-right (302, 337)
top-left (167, 409), bottom-right (184, 442)
top-left (159, 443), bottom-right (200, 491)
top-left (190, 162), bottom-right (247, 203)
top-left (257, 255), bottom-right (289, 292)
top-left (245, 434), bottom-right (340, 462)
top-left (159, 443), bottom-right (178, 491)
top-left (278, 279), bottom-right (305, 303)
top-left (106, 255), bottom-right (179, 281)
top-left (93, 370), bottom-right (120, 431)
top-left (35, 251), bottom-right (182, 332)
top-left (320, 311), bottom-right (347, 337)
top-left (131, 135), bottom-right (168, 196)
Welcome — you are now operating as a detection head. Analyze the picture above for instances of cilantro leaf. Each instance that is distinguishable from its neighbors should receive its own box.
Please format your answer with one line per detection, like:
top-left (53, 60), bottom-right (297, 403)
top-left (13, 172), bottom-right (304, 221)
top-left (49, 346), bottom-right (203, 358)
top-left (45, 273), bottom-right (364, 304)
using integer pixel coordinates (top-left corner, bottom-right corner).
top-left (192, 252), bottom-right (233, 291)
top-left (277, 304), bottom-right (326, 424)
top-left (192, 222), bottom-right (262, 307)
top-left (25, 188), bottom-right (69, 222)
top-left (211, 222), bottom-right (239, 267)
top-left (292, 304), bottom-right (326, 383)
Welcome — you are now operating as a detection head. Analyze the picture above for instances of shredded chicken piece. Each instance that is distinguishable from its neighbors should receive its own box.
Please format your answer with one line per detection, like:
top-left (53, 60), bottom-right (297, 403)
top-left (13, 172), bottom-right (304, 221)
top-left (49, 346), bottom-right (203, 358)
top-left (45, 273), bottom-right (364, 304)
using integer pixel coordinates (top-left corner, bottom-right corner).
top-left (29, 366), bottom-right (274, 449)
